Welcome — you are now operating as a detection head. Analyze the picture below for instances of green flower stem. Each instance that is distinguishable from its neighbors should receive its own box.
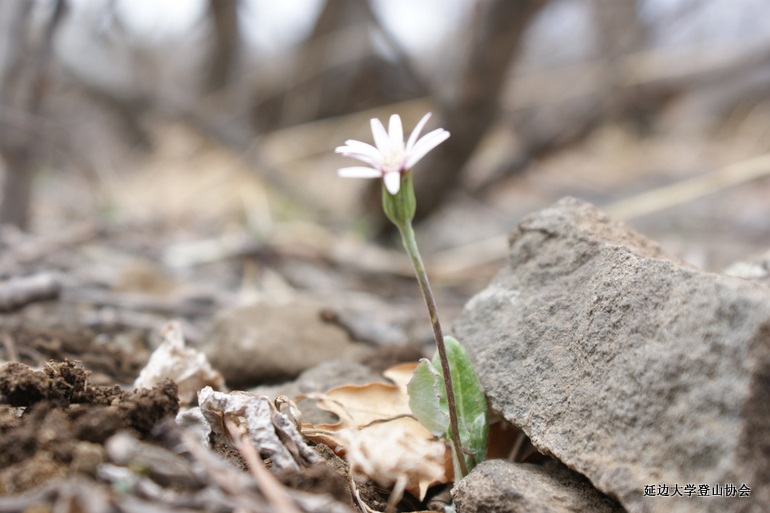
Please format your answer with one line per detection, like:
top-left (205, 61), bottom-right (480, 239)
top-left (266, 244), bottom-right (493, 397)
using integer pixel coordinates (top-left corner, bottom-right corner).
top-left (396, 219), bottom-right (469, 479)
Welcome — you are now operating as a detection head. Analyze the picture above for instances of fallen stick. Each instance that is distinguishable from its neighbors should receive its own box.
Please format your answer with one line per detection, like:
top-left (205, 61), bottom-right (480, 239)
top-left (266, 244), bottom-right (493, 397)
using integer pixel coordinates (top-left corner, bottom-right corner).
top-left (224, 416), bottom-right (305, 513)
top-left (180, 430), bottom-right (267, 513)
top-left (0, 222), bottom-right (98, 276)
top-left (604, 152), bottom-right (770, 221)
top-left (61, 287), bottom-right (219, 317)
top-left (0, 272), bottom-right (60, 312)
top-left (1, 333), bottom-right (19, 362)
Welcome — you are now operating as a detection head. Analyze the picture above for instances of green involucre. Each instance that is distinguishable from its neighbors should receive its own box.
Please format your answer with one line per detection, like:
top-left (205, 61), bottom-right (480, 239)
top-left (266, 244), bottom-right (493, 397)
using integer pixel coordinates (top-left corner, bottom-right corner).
top-left (381, 172), bottom-right (416, 227)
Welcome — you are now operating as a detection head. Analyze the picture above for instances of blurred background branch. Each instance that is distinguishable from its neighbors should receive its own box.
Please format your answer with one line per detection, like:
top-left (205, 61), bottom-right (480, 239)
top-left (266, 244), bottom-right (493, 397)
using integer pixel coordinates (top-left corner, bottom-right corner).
top-left (0, 0), bottom-right (769, 271)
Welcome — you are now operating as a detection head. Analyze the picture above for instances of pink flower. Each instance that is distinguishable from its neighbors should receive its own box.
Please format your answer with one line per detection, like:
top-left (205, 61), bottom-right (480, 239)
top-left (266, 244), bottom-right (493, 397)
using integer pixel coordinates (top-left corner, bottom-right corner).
top-left (335, 113), bottom-right (450, 195)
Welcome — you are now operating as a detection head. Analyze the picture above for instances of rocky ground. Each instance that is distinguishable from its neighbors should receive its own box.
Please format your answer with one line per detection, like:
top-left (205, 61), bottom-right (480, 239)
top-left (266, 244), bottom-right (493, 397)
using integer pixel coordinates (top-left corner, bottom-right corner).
top-left (0, 205), bottom-right (494, 513)
top-left (1, 197), bottom-right (768, 513)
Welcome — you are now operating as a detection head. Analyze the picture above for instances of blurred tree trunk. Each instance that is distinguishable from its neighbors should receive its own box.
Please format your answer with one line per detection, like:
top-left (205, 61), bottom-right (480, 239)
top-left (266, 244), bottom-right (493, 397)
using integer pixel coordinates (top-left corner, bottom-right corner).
top-left (310, 0), bottom-right (363, 38)
top-left (370, 0), bottom-right (550, 233)
top-left (0, 1), bottom-right (31, 229)
top-left (0, 0), bottom-right (66, 229)
top-left (251, 0), bottom-right (419, 133)
top-left (204, 0), bottom-right (240, 95)
top-left (590, 0), bottom-right (653, 132)
top-left (286, 0), bottom-right (373, 124)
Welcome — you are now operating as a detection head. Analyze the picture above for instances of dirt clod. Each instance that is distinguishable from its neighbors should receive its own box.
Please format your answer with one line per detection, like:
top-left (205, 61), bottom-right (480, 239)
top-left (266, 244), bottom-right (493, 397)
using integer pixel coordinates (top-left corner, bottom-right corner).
top-left (0, 360), bottom-right (179, 494)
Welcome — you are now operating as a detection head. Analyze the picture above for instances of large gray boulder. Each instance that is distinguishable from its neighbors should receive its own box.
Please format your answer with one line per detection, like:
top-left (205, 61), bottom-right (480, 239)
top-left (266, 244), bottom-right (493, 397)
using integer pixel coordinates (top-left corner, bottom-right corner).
top-left (454, 197), bottom-right (769, 513)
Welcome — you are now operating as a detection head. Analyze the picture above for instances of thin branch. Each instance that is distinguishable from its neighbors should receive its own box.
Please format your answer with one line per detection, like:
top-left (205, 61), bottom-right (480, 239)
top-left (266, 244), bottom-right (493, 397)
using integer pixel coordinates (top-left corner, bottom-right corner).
top-left (0, 273), bottom-right (60, 312)
top-left (0, 222), bottom-right (98, 277)
top-left (604, 153), bottom-right (770, 221)
top-left (2, 333), bottom-right (19, 362)
top-left (224, 416), bottom-right (305, 513)
top-left (179, 430), bottom-right (268, 513)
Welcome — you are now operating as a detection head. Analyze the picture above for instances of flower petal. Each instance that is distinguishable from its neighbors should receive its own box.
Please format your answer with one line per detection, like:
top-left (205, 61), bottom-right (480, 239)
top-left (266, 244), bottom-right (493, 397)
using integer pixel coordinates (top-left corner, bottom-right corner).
top-left (405, 112), bottom-right (432, 152)
top-left (405, 128), bottom-right (450, 169)
top-left (336, 140), bottom-right (383, 167)
top-left (336, 139), bottom-right (379, 156)
top-left (388, 114), bottom-right (404, 153)
top-left (370, 117), bottom-right (392, 154)
top-left (338, 166), bottom-right (382, 178)
top-left (383, 171), bottom-right (402, 194)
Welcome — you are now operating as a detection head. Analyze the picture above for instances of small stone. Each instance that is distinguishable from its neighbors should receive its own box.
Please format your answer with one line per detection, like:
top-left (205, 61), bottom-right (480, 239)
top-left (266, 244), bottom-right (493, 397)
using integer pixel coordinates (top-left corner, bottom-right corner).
top-left (70, 441), bottom-right (105, 476)
top-left (202, 304), bottom-right (374, 387)
top-left (105, 431), bottom-right (203, 488)
top-left (452, 459), bottom-right (625, 513)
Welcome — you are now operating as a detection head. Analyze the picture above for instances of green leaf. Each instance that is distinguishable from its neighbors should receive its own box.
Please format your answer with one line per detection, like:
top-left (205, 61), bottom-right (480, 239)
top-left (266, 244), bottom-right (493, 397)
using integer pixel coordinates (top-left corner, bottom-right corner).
top-left (434, 336), bottom-right (488, 473)
top-left (407, 358), bottom-right (449, 436)
top-left (407, 336), bottom-right (488, 478)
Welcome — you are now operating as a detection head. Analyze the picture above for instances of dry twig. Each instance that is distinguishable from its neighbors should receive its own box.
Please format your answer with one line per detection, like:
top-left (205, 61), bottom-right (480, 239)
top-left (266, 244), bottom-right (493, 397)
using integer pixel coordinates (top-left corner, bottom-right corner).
top-left (180, 430), bottom-right (269, 513)
top-left (0, 223), bottom-right (98, 277)
top-left (224, 416), bottom-right (305, 513)
top-left (61, 287), bottom-right (219, 317)
top-left (604, 153), bottom-right (770, 221)
top-left (1, 332), bottom-right (19, 362)
top-left (0, 272), bottom-right (60, 312)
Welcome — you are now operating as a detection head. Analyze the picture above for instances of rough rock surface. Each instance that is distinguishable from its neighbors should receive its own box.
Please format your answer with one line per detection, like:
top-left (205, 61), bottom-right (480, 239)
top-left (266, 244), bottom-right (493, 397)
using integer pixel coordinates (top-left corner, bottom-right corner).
top-left (202, 304), bottom-right (373, 387)
top-left (452, 459), bottom-right (625, 513)
top-left (454, 197), bottom-right (770, 513)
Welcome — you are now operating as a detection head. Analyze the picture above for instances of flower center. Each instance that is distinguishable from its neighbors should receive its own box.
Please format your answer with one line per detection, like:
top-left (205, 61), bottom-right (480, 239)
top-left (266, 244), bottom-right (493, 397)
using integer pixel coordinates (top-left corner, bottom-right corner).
top-left (381, 150), bottom-right (406, 174)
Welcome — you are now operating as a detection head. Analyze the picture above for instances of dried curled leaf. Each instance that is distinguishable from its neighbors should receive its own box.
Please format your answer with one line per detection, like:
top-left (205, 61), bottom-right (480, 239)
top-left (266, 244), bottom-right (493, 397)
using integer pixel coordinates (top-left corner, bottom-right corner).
top-left (302, 363), bottom-right (449, 501)
top-left (198, 387), bottom-right (321, 472)
top-left (342, 417), bottom-right (446, 502)
top-left (134, 321), bottom-right (225, 403)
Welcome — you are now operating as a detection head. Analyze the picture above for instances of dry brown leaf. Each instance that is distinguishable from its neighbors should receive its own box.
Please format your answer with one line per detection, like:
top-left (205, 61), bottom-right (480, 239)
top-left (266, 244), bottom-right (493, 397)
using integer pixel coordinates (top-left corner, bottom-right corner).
top-left (382, 362), bottom-right (421, 389)
top-left (302, 363), bottom-right (450, 501)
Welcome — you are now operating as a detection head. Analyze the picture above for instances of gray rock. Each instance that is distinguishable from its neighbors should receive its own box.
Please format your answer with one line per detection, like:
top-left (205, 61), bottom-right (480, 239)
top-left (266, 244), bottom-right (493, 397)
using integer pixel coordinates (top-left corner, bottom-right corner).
top-left (452, 459), bottom-right (625, 513)
top-left (202, 304), bottom-right (373, 387)
top-left (454, 197), bottom-right (770, 513)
